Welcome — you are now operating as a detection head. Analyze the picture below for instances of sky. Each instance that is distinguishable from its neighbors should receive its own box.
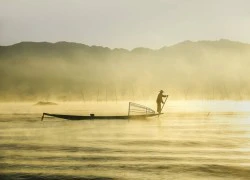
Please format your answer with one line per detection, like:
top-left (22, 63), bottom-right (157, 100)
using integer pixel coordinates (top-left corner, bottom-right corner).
top-left (1, 0), bottom-right (250, 49)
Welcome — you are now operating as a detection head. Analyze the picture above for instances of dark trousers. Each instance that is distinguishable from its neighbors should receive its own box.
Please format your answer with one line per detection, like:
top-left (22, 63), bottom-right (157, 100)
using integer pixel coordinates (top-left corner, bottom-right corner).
top-left (157, 103), bottom-right (161, 113)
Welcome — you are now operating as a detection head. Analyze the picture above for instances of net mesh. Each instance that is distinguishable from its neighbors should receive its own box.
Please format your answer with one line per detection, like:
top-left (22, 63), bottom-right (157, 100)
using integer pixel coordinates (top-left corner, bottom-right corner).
top-left (128, 102), bottom-right (155, 116)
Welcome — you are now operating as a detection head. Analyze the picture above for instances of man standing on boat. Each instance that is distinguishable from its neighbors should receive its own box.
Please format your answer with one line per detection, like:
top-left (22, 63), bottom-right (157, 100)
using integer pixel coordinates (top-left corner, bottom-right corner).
top-left (156, 90), bottom-right (167, 114)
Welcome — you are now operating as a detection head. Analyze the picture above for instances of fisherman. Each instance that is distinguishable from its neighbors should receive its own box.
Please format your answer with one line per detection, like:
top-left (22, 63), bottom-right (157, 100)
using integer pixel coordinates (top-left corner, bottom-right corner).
top-left (156, 90), bottom-right (167, 114)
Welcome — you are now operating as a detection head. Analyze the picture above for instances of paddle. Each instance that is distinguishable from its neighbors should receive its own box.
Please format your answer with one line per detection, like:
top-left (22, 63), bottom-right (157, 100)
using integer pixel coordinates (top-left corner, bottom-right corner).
top-left (160, 95), bottom-right (168, 113)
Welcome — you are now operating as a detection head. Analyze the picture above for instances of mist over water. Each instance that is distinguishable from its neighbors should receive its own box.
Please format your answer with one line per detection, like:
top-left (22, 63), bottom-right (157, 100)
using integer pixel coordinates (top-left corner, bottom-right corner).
top-left (2, 1), bottom-right (250, 179)
top-left (1, 40), bottom-right (250, 101)
top-left (0, 101), bottom-right (250, 179)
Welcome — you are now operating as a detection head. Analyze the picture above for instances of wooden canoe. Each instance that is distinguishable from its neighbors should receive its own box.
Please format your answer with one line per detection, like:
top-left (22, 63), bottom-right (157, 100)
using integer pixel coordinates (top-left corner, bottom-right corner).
top-left (41, 102), bottom-right (162, 121)
top-left (41, 112), bottom-right (160, 121)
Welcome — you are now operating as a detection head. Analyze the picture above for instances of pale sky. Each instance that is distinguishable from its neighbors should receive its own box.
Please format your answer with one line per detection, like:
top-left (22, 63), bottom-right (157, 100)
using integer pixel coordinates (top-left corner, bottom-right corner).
top-left (1, 0), bottom-right (250, 49)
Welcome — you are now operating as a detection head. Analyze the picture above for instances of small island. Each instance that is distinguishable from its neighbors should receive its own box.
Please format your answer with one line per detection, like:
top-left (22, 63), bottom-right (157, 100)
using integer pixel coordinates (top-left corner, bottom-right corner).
top-left (34, 101), bottom-right (58, 106)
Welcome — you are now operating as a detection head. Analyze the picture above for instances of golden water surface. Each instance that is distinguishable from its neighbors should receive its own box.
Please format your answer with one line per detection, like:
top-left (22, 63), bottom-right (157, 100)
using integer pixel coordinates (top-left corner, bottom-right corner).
top-left (0, 101), bottom-right (250, 179)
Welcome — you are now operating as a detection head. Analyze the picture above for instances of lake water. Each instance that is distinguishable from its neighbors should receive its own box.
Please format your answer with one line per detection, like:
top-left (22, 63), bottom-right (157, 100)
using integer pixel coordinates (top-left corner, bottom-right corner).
top-left (0, 101), bottom-right (250, 180)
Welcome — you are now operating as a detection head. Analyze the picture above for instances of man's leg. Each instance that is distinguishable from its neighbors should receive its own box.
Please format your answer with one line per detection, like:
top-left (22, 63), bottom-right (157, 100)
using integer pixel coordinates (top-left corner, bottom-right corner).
top-left (157, 103), bottom-right (161, 113)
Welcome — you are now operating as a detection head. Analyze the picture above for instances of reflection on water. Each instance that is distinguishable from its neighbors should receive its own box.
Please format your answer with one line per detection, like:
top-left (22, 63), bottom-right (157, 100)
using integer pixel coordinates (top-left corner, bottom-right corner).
top-left (0, 101), bottom-right (250, 179)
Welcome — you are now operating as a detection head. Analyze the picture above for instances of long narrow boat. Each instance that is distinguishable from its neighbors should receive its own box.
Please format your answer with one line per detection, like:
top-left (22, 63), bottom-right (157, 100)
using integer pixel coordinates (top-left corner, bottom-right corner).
top-left (41, 102), bottom-right (161, 121)
top-left (41, 112), bottom-right (160, 121)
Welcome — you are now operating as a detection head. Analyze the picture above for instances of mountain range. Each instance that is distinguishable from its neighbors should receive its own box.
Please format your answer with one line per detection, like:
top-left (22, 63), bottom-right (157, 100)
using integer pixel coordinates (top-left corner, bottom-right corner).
top-left (0, 39), bottom-right (250, 101)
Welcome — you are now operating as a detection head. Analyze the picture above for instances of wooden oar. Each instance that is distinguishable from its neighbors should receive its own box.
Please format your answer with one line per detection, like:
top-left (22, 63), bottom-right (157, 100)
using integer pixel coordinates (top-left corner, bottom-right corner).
top-left (161, 95), bottom-right (168, 113)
